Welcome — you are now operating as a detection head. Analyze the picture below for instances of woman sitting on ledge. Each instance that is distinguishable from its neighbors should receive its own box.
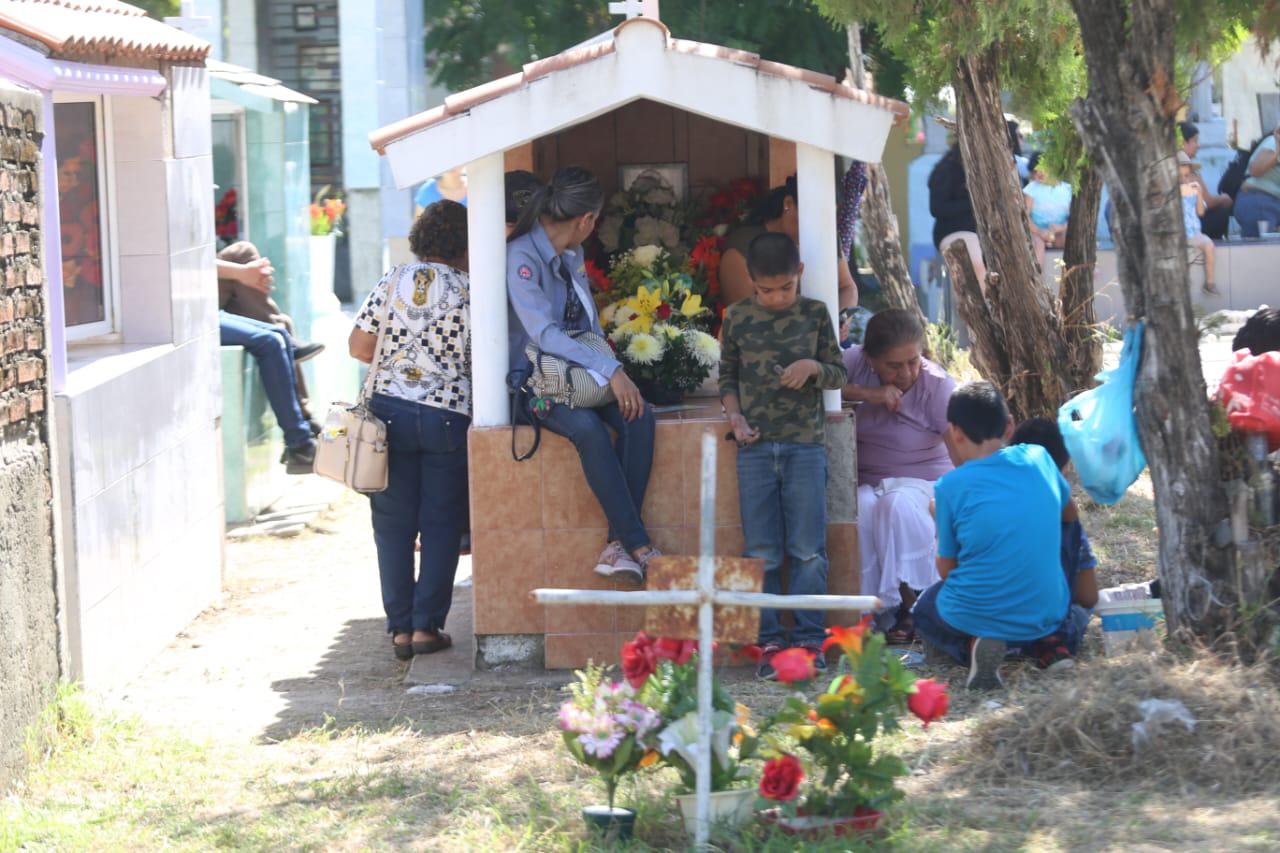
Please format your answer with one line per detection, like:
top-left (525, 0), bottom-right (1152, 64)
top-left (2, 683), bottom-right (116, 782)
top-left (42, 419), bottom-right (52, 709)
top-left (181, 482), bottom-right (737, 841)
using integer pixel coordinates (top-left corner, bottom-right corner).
top-left (507, 166), bottom-right (661, 584)
top-left (842, 309), bottom-right (957, 642)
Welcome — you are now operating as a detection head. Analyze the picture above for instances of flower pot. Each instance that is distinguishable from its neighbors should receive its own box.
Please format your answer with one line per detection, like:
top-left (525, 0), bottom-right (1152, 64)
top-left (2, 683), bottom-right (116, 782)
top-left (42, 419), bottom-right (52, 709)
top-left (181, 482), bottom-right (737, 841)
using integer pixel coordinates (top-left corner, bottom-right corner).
top-left (761, 806), bottom-right (883, 838)
top-left (581, 805), bottom-right (635, 841)
top-left (636, 378), bottom-right (685, 406)
top-left (308, 233), bottom-right (340, 316)
top-left (675, 788), bottom-right (755, 835)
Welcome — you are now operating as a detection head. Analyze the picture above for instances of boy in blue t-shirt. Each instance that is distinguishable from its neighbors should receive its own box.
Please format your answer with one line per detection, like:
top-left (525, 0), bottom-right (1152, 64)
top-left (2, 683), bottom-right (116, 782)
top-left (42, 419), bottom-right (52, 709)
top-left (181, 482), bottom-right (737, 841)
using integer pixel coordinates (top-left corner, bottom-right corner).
top-left (1010, 417), bottom-right (1100, 653)
top-left (912, 381), bottom-right (1071, 690)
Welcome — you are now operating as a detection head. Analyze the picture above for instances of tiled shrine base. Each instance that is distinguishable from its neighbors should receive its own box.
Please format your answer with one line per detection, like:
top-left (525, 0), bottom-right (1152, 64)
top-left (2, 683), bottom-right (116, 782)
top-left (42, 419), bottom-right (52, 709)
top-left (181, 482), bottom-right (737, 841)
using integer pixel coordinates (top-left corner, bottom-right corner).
top-left (468, 402), bottom-right (861, 670)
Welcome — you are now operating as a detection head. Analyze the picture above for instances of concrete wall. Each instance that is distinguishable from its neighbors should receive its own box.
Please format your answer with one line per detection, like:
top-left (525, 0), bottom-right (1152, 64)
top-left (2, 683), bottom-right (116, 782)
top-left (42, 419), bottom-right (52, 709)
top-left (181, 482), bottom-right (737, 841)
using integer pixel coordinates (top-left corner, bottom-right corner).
top-left (53, 67), bottom-right (224, 687)
top-left (0, 79), bottom-right (59, 790)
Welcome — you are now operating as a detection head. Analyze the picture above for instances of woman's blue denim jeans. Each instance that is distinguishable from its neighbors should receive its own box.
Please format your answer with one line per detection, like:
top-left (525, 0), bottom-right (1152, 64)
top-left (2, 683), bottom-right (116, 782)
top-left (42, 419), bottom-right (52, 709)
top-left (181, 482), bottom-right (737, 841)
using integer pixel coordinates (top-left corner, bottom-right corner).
top-left (536, 399), bottom-right (654, 552)
top-left (736, 442), bottom-right (829, 648)
top-left (368, 393), bottom-right (469, 635)
top-left (1233, 188), bottom-right (1280, 238)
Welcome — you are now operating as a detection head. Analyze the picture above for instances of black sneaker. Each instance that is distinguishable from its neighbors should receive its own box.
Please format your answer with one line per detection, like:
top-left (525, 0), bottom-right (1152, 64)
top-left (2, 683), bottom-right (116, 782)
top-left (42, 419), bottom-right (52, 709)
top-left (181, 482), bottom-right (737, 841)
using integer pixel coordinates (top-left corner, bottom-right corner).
top-left (802, 646), bottom-right (828, 673)
top-left (282, 440), bottom-right (317, 475)
top-left (294, 342), bottom-right (326, 363)
top-left (966, 637), bottom-right (1006, 691)
top-left (755, 644), bottom-right (785, 680)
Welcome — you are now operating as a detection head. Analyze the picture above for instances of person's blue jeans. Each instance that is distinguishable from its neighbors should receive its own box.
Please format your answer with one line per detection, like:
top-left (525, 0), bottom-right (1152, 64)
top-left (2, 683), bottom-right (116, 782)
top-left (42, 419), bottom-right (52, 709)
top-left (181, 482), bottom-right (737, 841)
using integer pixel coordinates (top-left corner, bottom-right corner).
top-left (219, 311), bottom-right (310, 448)
top-left (368, 394), bottom-right (469, 635)
top-left (912, 581), bottom-right (972, 664)
top-left (1233, 188), bottom-right (1280, 237)
top-left (736, 442), bottom-right (829, 648)
top-left (536, 399), bottom-right (654, 552)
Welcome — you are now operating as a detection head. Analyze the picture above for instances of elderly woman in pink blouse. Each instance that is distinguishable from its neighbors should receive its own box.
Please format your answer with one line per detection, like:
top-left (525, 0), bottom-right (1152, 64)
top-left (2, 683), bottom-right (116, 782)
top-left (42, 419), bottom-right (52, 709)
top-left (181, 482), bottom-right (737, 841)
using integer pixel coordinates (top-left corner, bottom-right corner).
top-left (842, 309), bottom-right (956, 642)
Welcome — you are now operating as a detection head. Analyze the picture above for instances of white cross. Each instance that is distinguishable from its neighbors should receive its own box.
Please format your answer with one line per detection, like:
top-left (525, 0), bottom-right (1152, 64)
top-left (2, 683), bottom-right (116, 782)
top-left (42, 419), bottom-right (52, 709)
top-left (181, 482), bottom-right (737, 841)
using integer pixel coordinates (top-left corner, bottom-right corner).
top-left (609, 0), bottom-right (660, 21)
top-left (534, 430), bottom-right (878, 847)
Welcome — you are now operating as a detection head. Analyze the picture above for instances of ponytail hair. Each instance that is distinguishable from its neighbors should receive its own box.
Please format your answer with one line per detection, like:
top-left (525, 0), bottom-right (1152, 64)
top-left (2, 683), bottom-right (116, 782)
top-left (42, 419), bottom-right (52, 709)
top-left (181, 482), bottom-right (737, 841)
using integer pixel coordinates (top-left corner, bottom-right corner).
top-left (747, 174), bottom-right (798, 225)
top-left (507, 166), bottom-right (604, 242)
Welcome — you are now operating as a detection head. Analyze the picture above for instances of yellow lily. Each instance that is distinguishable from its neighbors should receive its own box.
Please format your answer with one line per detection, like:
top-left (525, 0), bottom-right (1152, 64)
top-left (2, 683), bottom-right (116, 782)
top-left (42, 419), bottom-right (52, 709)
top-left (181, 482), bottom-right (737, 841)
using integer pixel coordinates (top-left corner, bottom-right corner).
top-left (819, 676), bottom-right (864, 706)
top-left (631, 285), bottom-right (662, 316)
top-left (680, 293), bottom-right (704, 317)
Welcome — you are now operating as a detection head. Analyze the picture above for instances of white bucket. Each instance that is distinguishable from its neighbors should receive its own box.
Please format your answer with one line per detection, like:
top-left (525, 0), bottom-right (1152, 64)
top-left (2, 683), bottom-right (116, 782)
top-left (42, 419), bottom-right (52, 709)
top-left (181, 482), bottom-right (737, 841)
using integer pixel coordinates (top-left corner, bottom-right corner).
top-left (674, 788), bottom-right (756, 835)
top-left (1095, 596), bottom-right (1165, 656)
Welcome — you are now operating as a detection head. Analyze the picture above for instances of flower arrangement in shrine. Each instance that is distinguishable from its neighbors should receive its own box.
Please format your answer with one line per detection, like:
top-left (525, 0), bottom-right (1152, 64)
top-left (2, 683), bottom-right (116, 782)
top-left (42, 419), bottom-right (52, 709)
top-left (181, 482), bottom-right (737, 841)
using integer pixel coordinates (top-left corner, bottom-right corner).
top-left (309, 186), bottom-right (347, 237)
top-left (557, 625), bottom-right (949, 840)
top-left (596, 170), bottom-right (688, 256)
top-left (215, 188), bottom-right (239, 247)
top-left (596, 247), bottom-right (720, 399)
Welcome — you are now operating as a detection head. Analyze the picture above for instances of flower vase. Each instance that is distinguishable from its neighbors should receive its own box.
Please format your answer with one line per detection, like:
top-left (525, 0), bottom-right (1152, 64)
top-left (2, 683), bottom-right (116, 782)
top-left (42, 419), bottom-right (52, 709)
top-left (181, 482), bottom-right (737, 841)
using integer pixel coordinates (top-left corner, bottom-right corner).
top-left (637, 378), bottom-right (684, 407)
top-left (581, 805), bottom-right (636, 841)
top-left (308, 233), bottom-right (340, 317)
top-left (762, 806), bottom-right (883, 838)
top-left (675, 788), bottom-right (755, 835)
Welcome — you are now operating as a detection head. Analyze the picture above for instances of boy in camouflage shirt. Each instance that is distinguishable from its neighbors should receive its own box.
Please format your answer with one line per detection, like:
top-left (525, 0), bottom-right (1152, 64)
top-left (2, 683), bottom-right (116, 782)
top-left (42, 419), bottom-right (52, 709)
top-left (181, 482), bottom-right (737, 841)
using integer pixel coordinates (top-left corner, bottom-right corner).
top-left (719, 232), bottom-right (848, 679)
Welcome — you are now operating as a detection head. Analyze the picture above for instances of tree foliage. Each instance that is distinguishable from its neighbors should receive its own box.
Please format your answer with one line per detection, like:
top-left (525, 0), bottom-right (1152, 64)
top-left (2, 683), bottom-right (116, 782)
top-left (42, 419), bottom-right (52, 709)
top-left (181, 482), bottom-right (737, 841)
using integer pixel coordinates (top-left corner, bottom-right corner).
top-left (422, 0), bottom-right (857, 92)
top-left (132, 0), bottom-right (180, 20)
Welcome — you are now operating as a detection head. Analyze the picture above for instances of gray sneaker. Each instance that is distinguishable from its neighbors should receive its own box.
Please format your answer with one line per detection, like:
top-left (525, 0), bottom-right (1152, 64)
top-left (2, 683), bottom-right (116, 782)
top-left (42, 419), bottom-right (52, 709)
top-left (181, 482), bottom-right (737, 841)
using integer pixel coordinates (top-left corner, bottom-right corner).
top-left (594, 541), bottom-right (643, 584)
top-left (967, 637), bottom-right (1006, 691)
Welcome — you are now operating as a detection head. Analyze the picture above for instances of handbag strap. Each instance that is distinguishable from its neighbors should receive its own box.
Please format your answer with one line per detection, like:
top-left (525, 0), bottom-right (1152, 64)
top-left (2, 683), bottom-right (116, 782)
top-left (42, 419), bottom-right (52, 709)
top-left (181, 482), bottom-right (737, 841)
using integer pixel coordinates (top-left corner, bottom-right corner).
top-left (358, 264), bottom-right (403, 406)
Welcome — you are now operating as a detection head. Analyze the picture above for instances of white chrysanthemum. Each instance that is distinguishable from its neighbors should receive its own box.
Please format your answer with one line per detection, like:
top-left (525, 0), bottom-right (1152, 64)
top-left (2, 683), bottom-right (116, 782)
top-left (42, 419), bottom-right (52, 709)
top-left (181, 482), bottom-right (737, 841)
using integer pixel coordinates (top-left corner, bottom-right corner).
top-left (657, 220), bottom-right (681, 248)
top-left (600, 302), bottom-right (619, 327)
top-left (655, 323), bottom-right (682, 341)
top-left (712, 223), bottom-right (730, 237)
top-left (625, 333), bottom-right (664, 365)
top-left (685, 329), bottom-right (720, 367)
top-left (629, 244), bottom-right (662, 270)
top-left (598, 215), bottom-right (623, 252)
top-left (609, 324), bottom-right (630, 344)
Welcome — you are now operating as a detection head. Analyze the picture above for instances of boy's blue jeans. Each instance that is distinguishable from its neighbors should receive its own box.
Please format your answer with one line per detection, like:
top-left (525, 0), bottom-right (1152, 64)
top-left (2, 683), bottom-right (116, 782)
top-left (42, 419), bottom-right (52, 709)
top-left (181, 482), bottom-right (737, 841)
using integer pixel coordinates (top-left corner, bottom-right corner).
top-left (913, 581), bottom-right (1085, 663)
top-left (736, 442), bottom-right (829, 648)
top-left (368, 394), bottom-right (469, 635)
top-left (536, 399), bottom-right (654, 553)
top-left (219, 311), bottom-right (311, 448)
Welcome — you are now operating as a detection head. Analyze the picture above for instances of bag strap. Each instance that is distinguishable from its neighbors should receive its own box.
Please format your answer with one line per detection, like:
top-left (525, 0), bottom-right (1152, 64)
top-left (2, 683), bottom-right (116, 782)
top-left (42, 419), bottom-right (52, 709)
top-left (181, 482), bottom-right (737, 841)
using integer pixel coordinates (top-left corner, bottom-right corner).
top-left (358, 265), bottom-right (402, 406)
top-left (508, 369), bottom-right (541, 462)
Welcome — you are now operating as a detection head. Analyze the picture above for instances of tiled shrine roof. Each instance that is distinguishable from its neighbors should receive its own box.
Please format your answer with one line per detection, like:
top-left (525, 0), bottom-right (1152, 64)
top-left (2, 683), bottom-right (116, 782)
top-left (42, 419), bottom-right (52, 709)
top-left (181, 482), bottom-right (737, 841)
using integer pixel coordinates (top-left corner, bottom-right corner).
top-left (369, 17), bottom-right (909, 154)
top-left (0, 0), bottom-right (210, 63)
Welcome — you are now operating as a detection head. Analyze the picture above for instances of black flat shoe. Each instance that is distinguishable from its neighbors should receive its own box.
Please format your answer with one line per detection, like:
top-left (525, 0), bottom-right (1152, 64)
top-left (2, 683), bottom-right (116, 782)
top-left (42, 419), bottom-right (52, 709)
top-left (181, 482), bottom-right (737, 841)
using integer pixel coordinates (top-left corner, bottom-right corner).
top-left (294, 342), bottom-right (326, 362)
top-left (412, 632), bottom-right (452, 655)
top-left (393, 638), bottom-right (414, 661)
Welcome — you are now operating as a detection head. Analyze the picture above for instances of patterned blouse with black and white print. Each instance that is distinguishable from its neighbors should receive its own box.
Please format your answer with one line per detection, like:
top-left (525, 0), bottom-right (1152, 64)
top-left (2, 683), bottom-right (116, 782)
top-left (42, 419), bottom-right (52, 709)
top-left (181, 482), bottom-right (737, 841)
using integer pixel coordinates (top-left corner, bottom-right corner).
top-left (354, 262), bottom-right (471, 416)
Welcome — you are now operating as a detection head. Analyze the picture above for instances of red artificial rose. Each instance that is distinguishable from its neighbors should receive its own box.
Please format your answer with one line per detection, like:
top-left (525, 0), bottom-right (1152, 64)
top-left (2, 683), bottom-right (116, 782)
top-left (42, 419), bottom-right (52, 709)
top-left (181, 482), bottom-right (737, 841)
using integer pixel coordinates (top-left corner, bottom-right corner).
top-left (709, 190), bottom-right (733, 210)
top-left (620, 632), bottom-right (658, 688)
top-left (584, 259), bottom-right (610, 292)
top-left (656, 303), bottom-right (673, 320)
top-left (908, 678), bottom-right (949, 728)
top-left (653, 637), bottom-right (696, 665)
top-left (730, 177), bottom-right (760, 200)
top-left (771, 648), bottom-right (816, 684)
top-left (759, 754), bottom-right (803, 801)
top-left (737, 644), bottom-right (764, 663)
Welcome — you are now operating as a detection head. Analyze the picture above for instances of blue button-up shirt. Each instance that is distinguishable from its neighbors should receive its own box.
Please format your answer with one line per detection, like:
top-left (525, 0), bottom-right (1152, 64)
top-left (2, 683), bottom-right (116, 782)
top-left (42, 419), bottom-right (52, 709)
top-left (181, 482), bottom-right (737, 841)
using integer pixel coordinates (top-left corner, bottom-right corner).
top-left (506, 221), bottom-right (620, 378)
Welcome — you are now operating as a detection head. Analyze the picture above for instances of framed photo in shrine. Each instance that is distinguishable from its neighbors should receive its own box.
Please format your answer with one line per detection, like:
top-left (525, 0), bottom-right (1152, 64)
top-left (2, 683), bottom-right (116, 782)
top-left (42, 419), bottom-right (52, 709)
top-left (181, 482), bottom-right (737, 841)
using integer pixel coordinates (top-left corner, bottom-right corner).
top-left (620, 163), bottom-right (688, 201)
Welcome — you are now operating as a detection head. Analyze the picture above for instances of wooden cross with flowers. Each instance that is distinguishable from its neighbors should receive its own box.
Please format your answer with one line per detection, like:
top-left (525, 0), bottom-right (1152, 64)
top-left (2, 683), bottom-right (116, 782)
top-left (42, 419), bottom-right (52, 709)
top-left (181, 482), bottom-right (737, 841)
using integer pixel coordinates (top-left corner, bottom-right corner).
top-left (533, 430), bottom-right (881, 847)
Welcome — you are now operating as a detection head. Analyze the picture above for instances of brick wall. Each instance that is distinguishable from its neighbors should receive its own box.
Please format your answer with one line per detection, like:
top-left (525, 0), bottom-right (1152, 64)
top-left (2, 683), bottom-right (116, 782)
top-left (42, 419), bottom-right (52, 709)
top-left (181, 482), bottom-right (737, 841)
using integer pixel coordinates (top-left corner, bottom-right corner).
top-left (0, 77), bottom-right (59, 792)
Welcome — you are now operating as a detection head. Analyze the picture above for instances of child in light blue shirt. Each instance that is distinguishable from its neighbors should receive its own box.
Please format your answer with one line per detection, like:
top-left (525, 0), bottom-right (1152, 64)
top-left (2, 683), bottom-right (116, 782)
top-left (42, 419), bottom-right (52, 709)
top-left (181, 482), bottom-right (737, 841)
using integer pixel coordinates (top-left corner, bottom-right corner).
top-left (912, 381), bottom-right (1071, 690)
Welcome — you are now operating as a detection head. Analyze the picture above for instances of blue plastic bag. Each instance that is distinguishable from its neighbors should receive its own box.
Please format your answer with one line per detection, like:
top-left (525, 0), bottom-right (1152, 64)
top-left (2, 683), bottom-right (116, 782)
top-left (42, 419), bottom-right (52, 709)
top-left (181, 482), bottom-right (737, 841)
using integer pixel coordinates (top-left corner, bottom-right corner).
top-left (1057, 322), bottom-right (1147, 505)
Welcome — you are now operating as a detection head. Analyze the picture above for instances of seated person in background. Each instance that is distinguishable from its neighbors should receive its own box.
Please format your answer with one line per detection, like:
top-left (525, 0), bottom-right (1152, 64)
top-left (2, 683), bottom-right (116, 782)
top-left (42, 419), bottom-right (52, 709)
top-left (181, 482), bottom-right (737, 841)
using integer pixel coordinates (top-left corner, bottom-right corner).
top-left (911, 381), bottom-right (1072, 690)
top-left (505, 169), bottom-right (541, 237)
top-left (1232, 306), bottom-right (1280, 355)
top-left (721, 232), bottom-right (848, 679)
top-left (1179, 154), bottom-right (1219, 294)
top-left (1010, 417), bottom-right (1099, 652)
top-left (216, 256), bottom-right (317, 474)
top-left (842, 309), bottom-right (956, 642)
top-left (1232, 123), bottom-right (1280, 238)
top-left (1023, 152), bottom-right (1072, 268)
top-left (415, 167), bottom-right (468, 217)
top-left (1179, 121), bottom-right (1233, 240)
top-left (217, 241), bottom-right (324, 430)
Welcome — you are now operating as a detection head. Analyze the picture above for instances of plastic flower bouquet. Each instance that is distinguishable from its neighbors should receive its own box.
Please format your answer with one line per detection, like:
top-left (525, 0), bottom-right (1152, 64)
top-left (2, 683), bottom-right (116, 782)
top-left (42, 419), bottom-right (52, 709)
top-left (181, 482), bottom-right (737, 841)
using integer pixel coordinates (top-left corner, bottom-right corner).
top-left (598, 247), bottom-right (720, 398)
top-left (620, 632), bottom-right (758, 793)
top-left (559, 662), bottom-right (663, 813)
top-left (309, 186), bottom-right (347, 237)
top-left (757, 618), bottom-right (949, 823)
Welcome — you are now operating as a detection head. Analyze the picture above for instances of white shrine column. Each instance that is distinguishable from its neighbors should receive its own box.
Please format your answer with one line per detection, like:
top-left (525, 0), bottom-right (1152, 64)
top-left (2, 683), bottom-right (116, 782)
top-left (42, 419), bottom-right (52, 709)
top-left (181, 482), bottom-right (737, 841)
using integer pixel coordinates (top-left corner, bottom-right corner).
top-left (796, 143), bottom-right (841, 413)
top-left (467, 152), bottom-right (510, 426)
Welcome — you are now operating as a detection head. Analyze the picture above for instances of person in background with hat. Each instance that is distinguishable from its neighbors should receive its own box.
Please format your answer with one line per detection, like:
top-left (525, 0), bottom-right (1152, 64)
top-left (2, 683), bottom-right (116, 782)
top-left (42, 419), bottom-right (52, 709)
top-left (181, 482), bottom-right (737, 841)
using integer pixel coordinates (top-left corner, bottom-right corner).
top-left (1178, 121), bottom-right (1233, 239)
top-left (1179, 154), bottom-right (1218, 294)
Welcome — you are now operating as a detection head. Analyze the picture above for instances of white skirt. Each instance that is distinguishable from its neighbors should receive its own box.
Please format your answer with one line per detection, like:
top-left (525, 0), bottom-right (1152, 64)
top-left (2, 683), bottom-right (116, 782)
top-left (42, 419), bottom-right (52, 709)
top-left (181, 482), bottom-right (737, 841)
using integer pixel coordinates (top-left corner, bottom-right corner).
top-left (857, 479), bottom-right (941, 615)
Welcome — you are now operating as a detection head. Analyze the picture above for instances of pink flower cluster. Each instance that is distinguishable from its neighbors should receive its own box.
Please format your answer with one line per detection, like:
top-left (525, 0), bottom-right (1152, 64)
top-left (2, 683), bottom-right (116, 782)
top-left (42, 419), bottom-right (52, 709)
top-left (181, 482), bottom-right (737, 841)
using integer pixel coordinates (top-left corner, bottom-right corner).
top-left (558, 681), bottom-right (661, 760)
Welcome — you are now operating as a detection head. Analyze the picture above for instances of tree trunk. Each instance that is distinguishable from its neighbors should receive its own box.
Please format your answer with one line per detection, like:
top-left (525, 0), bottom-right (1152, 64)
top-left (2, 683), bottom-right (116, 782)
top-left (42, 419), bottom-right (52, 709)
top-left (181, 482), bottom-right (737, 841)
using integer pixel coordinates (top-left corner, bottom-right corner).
top-left (1060, 161), bottom-right (1103, 394)
top-left (1069, 0), bottom-right (1247, 649)
top-left (943, 240), bottom-right (1011, 387)
top-left (952, 47), bottom-right (1070, 420)
top-left (845, 24), bottom-right (924, 324)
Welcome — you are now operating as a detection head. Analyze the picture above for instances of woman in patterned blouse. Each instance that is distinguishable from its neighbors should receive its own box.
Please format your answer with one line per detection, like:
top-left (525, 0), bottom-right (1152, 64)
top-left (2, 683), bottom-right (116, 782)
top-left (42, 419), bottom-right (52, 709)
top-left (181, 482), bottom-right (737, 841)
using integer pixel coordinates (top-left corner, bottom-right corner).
top-left (349, 201), bottom-right (471, 661)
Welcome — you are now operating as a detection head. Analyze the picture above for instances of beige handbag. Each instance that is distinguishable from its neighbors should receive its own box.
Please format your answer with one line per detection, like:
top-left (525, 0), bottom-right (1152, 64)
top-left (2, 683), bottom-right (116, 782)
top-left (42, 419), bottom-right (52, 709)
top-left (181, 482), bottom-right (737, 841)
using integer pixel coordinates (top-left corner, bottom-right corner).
top-left (314, 272), bottom-right (397, 493)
